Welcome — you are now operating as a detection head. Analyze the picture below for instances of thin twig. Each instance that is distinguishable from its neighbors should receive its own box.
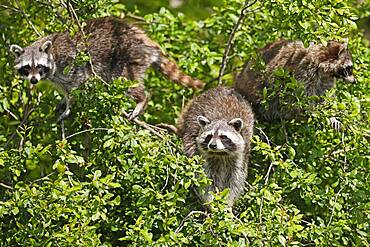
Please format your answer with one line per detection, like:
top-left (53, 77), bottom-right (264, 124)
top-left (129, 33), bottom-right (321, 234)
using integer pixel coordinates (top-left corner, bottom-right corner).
top-left (33, 0), bottom-right (67, 23)
top-left (175, 210), bottom-right (208, 233)
top-left (0, 4), bottom-right (20, 12)
top-left (218, 0), bottom-right (258, 85)
top-left (63, 0), bottom-right (108, 85)
top-left (60, 119), bottom-right (65, 140)
top-left (255, 126), bottom-right (271, 146)
top-left (122, 110), bottom-right (180, 151)
top-left (232, 214), bottom-right (250, 244)
top-left (4, 108), bottom-right (19, 120)
top-left (31, 172), bottom-right (56, 184)
top-left (126, 13), bottom-right (147, 22)
top-left (327, 186), bottom-right (344, 227)
top-left (259, 161), bottom-right (275, 225)
top-left (4, 86), bottom-right (34, 149)
top-left (0, 182), bottom-right (14, 190)
top-left (14, 0), bottom-right (42, 37)
top-left (161, 165), bottom-right (170, 193)
top-left (341, 132), bottom-right (348, 169)
top-left (65, 127), bottom-right (110, 140)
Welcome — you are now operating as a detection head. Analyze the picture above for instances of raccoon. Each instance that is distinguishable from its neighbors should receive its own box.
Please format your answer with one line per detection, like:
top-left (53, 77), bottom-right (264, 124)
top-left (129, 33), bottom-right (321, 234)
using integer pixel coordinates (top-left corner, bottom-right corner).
top-left (234, 39), bottom-right (355, 122)
top-left (177, 87), bottom-right (254, 207)
top-left (10, 16), bottom-right (204, 121)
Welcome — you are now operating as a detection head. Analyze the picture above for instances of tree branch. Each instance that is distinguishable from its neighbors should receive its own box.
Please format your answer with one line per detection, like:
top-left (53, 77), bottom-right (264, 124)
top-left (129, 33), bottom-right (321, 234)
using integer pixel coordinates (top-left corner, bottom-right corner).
top-left (14, 0), bottom-right (42, 37)
top-left (218, 0), bottom-right (258, 85)
top-left (175, 210), bottom-right (208, 233)
top-left (0, 182), bottom-right (13, 190)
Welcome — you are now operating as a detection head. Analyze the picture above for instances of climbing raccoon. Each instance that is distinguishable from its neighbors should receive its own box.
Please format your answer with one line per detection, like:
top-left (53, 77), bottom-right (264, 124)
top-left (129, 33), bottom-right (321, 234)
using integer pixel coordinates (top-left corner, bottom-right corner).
top-left (234, 39), bottom-right (355, 122)
top-left (10, 16), bottom-right (203, 121)
top-left (177, 87), bottom-right (254, 207)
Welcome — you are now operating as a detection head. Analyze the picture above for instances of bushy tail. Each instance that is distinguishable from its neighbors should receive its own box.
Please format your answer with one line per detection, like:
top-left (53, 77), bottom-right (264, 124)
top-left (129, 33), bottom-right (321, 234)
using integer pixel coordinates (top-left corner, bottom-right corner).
top-left (154, 54), bottom-right (204, 89)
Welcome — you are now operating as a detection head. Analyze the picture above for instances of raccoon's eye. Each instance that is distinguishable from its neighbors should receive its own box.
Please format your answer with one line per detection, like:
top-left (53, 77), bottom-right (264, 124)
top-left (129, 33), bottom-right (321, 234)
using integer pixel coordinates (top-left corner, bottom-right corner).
top-left (36, 64), bottom-right (50, 75)
top-left (204, 134), bottom-right (212, 144)
top-left (18, 65), bottom-right (31, 76)
top-left (219, 135), bottom-right (229, 141)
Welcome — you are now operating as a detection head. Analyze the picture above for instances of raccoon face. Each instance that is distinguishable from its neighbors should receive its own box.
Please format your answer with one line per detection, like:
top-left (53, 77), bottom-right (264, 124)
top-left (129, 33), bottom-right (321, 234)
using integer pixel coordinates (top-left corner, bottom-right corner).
top-left (196, 116), bottom-right (245, 156)
top-left (10, 40), bottom-right (54, 84)
top-left (326, 40), bottom-right (355, 83)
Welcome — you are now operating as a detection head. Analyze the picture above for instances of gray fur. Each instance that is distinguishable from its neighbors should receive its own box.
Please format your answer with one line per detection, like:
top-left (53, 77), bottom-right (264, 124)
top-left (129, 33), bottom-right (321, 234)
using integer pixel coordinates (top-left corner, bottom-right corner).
top-left (234, 39), bottom-right (355, 121)
top-left (177, 87), bottom-right (254, 207)
top-left (10, 16), bottom-right (203, 121)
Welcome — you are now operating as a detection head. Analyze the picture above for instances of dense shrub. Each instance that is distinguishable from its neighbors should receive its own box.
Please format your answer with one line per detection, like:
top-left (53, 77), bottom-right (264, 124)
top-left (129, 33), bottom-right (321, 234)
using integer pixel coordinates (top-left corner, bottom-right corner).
top-left (0, 0), bottom-right (369, 246)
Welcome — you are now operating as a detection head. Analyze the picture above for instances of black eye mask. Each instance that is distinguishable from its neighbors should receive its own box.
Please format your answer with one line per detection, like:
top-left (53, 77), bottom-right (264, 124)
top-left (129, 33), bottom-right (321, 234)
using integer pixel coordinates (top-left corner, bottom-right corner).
top-left (18, 65), bottom-right (31, 76)
top-left (36, 64), bottom-right (50, 76)
top-left (336, 65), bottom-right (353, 78)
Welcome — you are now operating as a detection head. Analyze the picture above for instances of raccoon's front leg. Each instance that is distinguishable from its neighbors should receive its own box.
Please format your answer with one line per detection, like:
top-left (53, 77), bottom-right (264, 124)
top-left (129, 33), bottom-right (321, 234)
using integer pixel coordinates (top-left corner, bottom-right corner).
top-left (329, 117), bottom-right (341, 131)
top-left (126, 82), bottom-right (149, 120)
top-left (56, 95), bottom-right (72, 122)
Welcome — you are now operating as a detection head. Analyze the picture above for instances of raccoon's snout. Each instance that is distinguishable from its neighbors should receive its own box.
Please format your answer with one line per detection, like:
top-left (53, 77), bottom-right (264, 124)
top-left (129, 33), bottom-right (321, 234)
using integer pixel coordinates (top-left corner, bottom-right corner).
top-left (30, 77), bottom-right (39, 84)
top-left (208, 142), bottom-right (217, 150)
top-left (344, 75), bottom-right (356, 83)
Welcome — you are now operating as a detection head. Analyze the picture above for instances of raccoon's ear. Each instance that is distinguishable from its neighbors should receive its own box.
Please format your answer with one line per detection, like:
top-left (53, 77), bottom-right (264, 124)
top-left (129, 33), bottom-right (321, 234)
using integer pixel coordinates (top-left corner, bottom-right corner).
top-left (197, 116), bottom-right (210, 128)
top-left (228, 118), bottom-right (243, 132)
top-left (10, 44), bottom-right (24, 57)
top-left (40, 40), bottom-right (52, 53)
top-left (338, 40), bottom-right (348, 56)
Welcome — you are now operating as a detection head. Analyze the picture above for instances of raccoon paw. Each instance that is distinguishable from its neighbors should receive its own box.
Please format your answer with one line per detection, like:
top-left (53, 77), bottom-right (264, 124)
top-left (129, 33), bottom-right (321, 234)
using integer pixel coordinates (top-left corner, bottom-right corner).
top-left (57, 109), bottom-right (71, 123)
top-left (127, 99), bottom-right (148, 120)
top-left (329, 117), bottom-right (341, 131)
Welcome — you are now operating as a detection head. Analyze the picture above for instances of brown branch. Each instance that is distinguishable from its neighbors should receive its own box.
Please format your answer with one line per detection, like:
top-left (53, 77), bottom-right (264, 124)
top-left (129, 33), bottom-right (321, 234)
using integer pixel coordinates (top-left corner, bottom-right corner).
top-left (122, 110), bottom-right (181, 152)
top-left (31, 172), bottom-right (56, 184)
top-left (0, 182), bottom-right (13, 190)
top-left (218, 0), bottom-right (258, 85)
top-left (14, 0), bottom-right (42, 37)
top-left (0, 4), bottom-right (20, 12)
top-left (175, 210), bottom-right (209, 233)
top-left (65, 127), bottom-right (110, 140)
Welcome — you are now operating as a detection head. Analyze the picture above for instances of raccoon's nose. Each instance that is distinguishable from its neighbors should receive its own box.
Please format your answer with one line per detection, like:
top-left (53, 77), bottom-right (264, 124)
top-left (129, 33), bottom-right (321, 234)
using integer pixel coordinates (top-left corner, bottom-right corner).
top-left (30, 77), bottom-right (38, 84)
top-left (344, 75), bottom-right (356, 83)
top-left (208, 143), bottom-right (217, 150)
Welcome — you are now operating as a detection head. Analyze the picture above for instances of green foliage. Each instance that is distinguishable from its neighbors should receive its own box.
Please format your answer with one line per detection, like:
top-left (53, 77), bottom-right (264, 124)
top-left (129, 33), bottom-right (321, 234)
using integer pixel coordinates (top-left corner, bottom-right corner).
top-left (0, 0), bottom-right (369, 246)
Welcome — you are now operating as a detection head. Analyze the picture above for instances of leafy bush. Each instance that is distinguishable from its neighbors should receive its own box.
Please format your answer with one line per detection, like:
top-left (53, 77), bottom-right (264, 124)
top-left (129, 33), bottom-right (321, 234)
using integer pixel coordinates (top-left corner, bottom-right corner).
top-left (0, 0), bottom-right (369, 246)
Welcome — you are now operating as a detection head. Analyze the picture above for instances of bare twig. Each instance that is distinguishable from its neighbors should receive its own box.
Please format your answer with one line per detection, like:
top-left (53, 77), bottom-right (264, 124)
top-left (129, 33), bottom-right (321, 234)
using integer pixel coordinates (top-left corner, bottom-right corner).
top-left (14, 0), bottom-right (42, 37)
top-left (4, 108), bottom-right (19, 120)
top-left (255, 126), bottom-right (271, 146)
top-left (63, 0), bottom-right (108, 85)
top-left (122, 110), bottom-right (181, 151)
top-left (155, 123), bottom-right (178, 134)
top-left (33, 0), bottom-right (67, 23)
top-left (0, 4), bottom-right (20, 12)
top-left (126, 13), bottom-right (147, 22)
top-left (65, 127), bottom-right (110, 140)
top-left (232, 214), bottom-right (250, 244)
top-left (4, 85), bottom-right (35, 149)
top-left (259, 161), bottom-right (275, 224)
top-left (175, 210), bottom-right (208, 233)
top-left (218, 0), bottom-right (258, 85)
top-left (161, 165), bottom-right (170, 193)
top-left (0, 182), bottom-right (14, 190)
top-left (31, 172), bottom-right (56, 184)
top-left (327, 186), bottom-right (344, 227)
top-left (60, 119), bottom-right (65, 140)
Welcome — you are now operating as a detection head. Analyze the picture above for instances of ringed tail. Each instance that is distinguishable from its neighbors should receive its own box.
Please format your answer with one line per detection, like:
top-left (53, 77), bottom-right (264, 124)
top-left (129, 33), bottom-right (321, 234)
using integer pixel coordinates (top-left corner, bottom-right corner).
top-left (154, 54), bottom-right (204, 89)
